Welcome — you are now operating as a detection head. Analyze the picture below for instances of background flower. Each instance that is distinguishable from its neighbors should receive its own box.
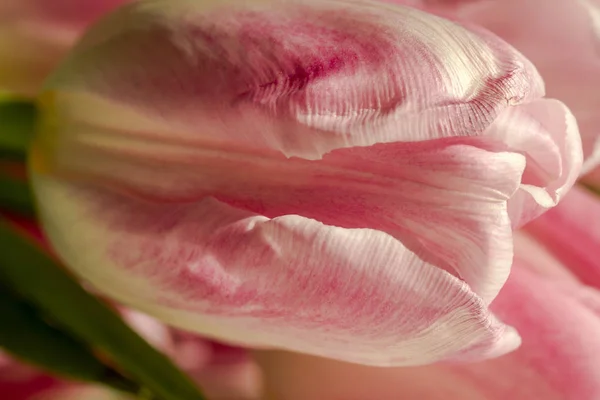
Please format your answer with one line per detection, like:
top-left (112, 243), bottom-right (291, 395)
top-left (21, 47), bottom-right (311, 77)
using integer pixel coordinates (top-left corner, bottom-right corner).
top-left (0, 0), bottom-right (129, 96)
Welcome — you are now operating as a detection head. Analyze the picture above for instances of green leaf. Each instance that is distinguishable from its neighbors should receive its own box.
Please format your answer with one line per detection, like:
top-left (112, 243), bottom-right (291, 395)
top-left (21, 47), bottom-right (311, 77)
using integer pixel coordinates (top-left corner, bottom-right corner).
top-left (0, 283), bottom-right (140, 394)
top-left (0, 101), bottom-right (37, 160)
top-left (0, 222), bottom-right (205, 400)
top-left (0, 171), bottom-right (35, 216)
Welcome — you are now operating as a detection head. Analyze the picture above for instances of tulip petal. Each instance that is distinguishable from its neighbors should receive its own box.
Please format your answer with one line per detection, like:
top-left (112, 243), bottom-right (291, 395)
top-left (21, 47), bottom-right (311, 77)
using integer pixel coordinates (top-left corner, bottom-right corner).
top-left (256, 249), bottom-right (600, 400)
top-left (525, 186), bottom-right (600, 289)
top-left (412, 0), bottom-right (600, 173)
top-left (46, 0), bottom-right (544, 160)
top-left (32, 174), bottom-right (520, 366)
top-left (485, 99), bottom-right (582, 226)
top-left (36, 89), bottom-right (531, 303)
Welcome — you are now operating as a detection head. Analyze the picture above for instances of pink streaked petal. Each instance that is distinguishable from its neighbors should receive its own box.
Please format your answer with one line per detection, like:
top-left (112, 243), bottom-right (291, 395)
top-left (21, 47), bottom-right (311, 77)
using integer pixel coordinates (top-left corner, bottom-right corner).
top-left (525, 185), bottom-right (600, 289)
top-left (31, 175), bottom-right (519, 367)
top-left (256, 259), bottom-right (600, 400)
top-left (39, 90), bottom-right (528, 302)
top-left (412, 0), bottom-right (600, 173)
top-left (46, 0), bottom-right (543, 160)
top-left (38, 93), bottom-right (582, 302)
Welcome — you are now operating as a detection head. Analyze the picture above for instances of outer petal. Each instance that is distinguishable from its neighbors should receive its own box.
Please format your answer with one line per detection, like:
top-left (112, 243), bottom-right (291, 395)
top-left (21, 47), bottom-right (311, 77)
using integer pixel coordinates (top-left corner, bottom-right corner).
top-left (0, 0), bottom-right (127, 96)
top-left (486, 99), bottom-right (582, 225)
top-left (34, 0), bottom-right (578, 301)
top-left (31, 175), bottom-right (519, 366)
top-left (35, 89), bottom-right (533, 303)
top-left (45, 0), bottom-right (545, 161)
top-left (412, 0), bottom-right (600, 173)
top-left (525, 186), bottom-right (600, 289)
top-left (256, 246), bottom-right (600, 400)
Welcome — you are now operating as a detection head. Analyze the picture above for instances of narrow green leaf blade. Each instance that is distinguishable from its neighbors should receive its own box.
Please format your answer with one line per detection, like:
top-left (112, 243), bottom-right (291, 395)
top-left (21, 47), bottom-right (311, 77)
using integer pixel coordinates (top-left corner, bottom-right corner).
top-left (0, 223), bottom-right (205, 400)
top-left (0, 284), bottom-right (140, 394)
top-left (0, 101), bottom-right (36, 160)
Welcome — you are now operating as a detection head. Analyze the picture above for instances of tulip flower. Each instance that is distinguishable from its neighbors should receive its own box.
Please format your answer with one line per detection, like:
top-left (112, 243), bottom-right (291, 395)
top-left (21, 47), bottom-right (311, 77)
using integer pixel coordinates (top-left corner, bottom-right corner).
top-left (525, 185), bottom-right (600, 288)
top-left (0, 0), bottom-right (128, 96)
top-left (29, 0), bottom-right (582, 367)
top-left (405, 0), bottom-right (600, 174)
top-left (256, 234), bottom-right (600, 399)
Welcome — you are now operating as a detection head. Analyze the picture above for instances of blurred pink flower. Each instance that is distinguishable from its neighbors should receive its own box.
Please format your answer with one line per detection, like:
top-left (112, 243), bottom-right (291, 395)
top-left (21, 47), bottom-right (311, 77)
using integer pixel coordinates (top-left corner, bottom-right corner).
top-left (29, 0), bottom-right (582, 367)
top-left (0, 0), bottom-right (129, 96)
top-left (525, 185), bottom-right (600, 289)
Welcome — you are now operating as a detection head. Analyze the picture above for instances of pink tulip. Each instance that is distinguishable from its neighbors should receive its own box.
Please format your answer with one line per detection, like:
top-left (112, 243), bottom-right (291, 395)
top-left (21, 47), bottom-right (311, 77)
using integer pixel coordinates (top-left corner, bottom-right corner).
top-left (29, 0), bottom-right (581, 366)
top-left (0, 0), bottom-right (129, 96)
top-left (256, 235), bottom-right (600, 399)
top-left (404, 0), bottom-right (600, 174)
top-left (525, 185), bottom-right (600, 288)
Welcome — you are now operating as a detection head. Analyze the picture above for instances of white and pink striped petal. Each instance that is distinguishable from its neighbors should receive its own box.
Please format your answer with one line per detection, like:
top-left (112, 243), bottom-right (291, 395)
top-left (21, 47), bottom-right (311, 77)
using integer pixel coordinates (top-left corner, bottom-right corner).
top-left (407, 0), bottom-right (600, 173)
